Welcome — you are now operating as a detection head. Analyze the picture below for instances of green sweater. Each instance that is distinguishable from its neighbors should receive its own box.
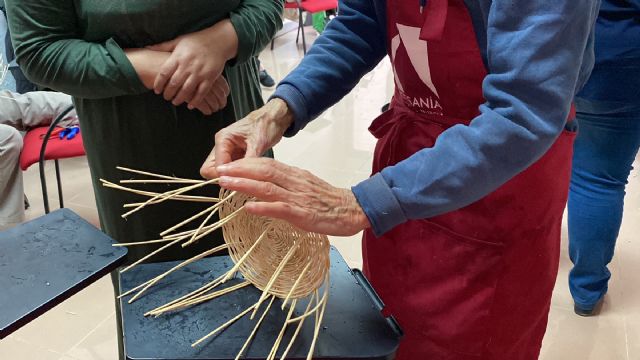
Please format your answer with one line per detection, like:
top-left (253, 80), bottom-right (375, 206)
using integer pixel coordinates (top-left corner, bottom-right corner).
top-left (5, 0), bottom-right (283, 262)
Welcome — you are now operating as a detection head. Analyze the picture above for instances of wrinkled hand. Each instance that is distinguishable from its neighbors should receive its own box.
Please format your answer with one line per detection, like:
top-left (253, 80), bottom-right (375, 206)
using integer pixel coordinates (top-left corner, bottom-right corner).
top-left (217, 158), bottom-right (371, 236)
top-left (147, 19), bottom-right (238, 108)
top-left (200, 98), bottom-right (294, 179)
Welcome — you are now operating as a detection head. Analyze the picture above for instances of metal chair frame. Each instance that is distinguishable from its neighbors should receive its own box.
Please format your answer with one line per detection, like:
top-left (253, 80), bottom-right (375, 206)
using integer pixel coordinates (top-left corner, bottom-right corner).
top-left (271, 0), bottom-right (336, 55)
top-left (38, 105), bottom-right (75, 214)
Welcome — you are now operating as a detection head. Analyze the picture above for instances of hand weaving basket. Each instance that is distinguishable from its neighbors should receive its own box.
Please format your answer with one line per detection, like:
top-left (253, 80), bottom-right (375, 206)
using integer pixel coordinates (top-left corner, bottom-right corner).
top-left (103, 167), bottom-right (331, 360)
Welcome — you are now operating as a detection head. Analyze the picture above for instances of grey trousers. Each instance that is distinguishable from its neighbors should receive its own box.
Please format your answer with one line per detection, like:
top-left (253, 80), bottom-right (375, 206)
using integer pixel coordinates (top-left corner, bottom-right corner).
top-left (0, 124), bottom-right (23, 230)
top-left (0, 90), bottom-right (76, 230)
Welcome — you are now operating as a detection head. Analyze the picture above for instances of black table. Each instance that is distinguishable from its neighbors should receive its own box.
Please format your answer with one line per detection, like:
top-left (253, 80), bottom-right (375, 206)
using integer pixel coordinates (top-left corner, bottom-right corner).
top-left (120, 247), bottom-right (402, 360)
top-left (0, 209), bottom-right (128, 339)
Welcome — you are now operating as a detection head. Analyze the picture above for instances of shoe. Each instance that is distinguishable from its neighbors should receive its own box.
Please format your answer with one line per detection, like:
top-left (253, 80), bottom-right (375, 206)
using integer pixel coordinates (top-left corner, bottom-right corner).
top-left (381, 103), bottom-right (390, 113)
top-left (259, 70), bottom-right (275, 88)
top-left (574, 304), bottom-right (595, 317)
top-left (574, 298), bottom-right (604, 317)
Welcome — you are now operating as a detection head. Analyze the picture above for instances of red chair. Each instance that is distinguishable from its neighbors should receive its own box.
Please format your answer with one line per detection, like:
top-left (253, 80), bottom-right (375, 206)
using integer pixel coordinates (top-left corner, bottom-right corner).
top-left (272, 0), bottom-right (338, 54)
top-left (19, 105), bottom-right (86, 213)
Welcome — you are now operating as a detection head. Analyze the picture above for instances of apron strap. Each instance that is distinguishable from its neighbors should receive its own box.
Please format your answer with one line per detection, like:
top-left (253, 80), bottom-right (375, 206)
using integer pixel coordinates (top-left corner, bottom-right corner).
top-left (420, 0), bottom-right (449, 41)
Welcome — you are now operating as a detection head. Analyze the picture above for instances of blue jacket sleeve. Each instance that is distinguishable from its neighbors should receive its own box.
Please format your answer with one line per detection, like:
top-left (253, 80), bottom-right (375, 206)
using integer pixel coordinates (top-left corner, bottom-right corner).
top-left (271, 0), bottom-right (387, 136)
top-left (353, 0), bottom-right (599, 236)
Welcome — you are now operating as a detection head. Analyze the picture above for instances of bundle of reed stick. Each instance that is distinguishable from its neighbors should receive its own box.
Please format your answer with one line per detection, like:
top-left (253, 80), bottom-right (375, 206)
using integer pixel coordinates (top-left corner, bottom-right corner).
top-left (102, 167), bottom-right (331, 360)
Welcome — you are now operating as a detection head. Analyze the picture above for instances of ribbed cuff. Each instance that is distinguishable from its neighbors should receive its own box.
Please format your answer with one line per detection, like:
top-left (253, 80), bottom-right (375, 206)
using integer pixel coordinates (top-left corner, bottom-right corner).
top-left (270, 84), bottom-right (310, 137)
top-left (351, 173), bottom-right (407, 237)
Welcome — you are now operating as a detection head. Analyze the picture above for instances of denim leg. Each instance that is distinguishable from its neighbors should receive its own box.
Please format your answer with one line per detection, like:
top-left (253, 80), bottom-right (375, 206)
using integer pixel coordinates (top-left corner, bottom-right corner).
top-left (568, 103), bottom-right (640, 309)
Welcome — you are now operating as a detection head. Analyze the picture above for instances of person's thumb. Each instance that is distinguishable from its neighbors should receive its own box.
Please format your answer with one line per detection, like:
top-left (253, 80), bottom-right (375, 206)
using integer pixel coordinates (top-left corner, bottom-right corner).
top-left (200, 148), bottom-right (218, 179)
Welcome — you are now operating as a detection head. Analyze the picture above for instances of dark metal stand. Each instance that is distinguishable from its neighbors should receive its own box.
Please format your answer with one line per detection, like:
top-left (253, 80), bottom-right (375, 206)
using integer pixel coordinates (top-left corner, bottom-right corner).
top-left (119, 247), bottom-right (402, 360)
top-left (0, 209), bottom-right (128, 339)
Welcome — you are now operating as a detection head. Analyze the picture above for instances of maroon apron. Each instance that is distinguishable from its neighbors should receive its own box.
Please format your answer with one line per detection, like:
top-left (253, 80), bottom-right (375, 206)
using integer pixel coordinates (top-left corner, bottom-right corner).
top-left (362, 0), bottom-right (576, 358)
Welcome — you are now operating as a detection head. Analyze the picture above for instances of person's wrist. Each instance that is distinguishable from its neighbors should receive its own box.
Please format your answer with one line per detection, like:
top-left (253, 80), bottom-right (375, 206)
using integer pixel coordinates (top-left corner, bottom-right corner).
top-left (265, 98), bottom-right (294, 135)
top-left (341, 189), bottom-right (371, 233)
top-left (205, 19), bottom-right (238, 61)
top-left (125, 49), bottom-right (170, 89)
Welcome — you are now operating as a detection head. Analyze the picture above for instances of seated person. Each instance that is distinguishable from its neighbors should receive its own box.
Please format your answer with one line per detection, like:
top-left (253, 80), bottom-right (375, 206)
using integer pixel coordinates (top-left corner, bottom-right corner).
top-left (0, 90), bottom-right (77, 230)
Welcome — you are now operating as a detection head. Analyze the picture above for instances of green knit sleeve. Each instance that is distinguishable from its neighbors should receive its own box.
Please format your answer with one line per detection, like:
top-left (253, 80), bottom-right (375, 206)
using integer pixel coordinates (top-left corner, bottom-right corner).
top-left (229, 0), bottom-right (283, 66)
top-left (4, 0), bottom-right (148, 99)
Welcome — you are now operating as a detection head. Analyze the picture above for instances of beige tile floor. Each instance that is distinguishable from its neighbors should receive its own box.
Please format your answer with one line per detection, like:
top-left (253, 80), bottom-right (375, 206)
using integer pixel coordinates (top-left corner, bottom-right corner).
top-left (2, 26), bottom-right (640, 360)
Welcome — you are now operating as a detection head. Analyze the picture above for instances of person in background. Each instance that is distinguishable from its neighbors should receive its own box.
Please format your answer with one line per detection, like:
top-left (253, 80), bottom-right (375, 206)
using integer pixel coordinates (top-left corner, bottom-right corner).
top-left (568, 0), bottom-right (640, 317)
top-left (257, 58), bottom-right (276, 88)
top-left (1, 1), bottom-right (36, 93)
top-left (5, 0), bottom-right (282, 357)
top-left (201, 0), bottom-right (599, 358)
top-left (0, 90), bottom-right (77, 230)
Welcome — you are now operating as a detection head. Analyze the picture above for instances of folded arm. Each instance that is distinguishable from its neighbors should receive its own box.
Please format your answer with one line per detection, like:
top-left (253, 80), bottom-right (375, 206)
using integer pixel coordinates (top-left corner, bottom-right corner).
top-left (5, 0), bottom-right (149, 99)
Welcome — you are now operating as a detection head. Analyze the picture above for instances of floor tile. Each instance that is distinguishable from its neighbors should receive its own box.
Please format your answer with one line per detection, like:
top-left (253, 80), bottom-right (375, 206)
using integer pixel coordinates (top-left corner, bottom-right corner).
top-left (329, 233), bottom-right (363, 269)
top-left (540, 306), bottom-right (629, 360)
top-left (10, 275), bottom-right (115, 355)
top-left (65, 314), bottom-right (118, 360)
top-left (0, 336), bottom-right (63, 360)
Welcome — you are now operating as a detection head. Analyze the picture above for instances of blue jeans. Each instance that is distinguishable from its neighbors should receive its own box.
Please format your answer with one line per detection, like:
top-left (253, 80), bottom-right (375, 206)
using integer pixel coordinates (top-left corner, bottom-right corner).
top-left (568, 99), bottom-right (640, 310)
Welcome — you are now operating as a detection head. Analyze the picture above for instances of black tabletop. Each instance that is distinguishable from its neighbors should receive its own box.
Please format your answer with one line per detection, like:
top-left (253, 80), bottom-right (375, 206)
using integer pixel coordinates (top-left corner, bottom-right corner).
top-left (0, 209), bottom-right (128, 339)
top-left (120, 247), bottom-right (402, 360)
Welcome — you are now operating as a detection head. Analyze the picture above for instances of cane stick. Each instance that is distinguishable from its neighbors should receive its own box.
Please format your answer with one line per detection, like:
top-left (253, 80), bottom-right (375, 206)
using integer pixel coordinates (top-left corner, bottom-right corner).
top-left (234, 296), bottom-right (275, 360)
top-left (192, 300), bottom-right (259, 347)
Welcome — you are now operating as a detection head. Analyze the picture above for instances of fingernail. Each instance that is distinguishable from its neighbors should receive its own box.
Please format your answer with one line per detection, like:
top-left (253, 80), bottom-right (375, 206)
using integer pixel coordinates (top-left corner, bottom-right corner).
top-left (217, 164), bottom-right (229, 173)
top-left (218, 176), bottom-right (234, 186)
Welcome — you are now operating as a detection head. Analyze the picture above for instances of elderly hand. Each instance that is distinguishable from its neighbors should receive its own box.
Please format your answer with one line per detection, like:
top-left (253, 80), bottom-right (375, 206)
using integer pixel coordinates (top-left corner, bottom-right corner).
top-left (200, 98), bottom-right (294, 179)
top-left (216, 158), bottom-right (371, 236)
top-left (147, 19), bottom-right (238, 108)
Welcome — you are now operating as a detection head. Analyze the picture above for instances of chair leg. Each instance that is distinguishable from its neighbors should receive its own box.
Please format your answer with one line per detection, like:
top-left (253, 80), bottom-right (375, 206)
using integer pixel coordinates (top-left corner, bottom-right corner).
top-left (39, 158), bottom-right (50, 214)
top-left (55, 159), bottom-right (64, 208)
top-left (38, 104), bottom-right (75, 215)
top-left (296, 14), bottom-right (301, 44)
top-left (298, 10), bottom-right (307, 54)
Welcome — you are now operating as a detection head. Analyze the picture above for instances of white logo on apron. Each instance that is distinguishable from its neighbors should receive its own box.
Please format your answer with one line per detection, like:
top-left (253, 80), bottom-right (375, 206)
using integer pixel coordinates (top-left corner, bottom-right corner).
top-left (391, 24), bottom-right (440, 98)
top-left (391, 24), bottom-right (442, 113)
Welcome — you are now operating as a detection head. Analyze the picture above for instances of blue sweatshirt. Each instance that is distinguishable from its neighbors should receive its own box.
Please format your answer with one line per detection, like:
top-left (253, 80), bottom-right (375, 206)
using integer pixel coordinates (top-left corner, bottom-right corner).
top-left (577, 0), bottom-right (640, 107)
top-left (272, 0), bottom-right (600, 236)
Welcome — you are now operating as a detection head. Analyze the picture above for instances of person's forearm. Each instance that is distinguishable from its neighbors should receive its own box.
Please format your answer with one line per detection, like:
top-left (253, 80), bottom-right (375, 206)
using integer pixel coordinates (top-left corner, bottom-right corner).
top-left (124, 49), bottom-right (171, 89)
top-left (5, 0), bottom-right (148, 99)
top-left (228, 0), bottom-right (283, 65)
top-left (205, 20), bottom-right (238, 62)
top-left (353, 0), bottom-right (599, 237)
